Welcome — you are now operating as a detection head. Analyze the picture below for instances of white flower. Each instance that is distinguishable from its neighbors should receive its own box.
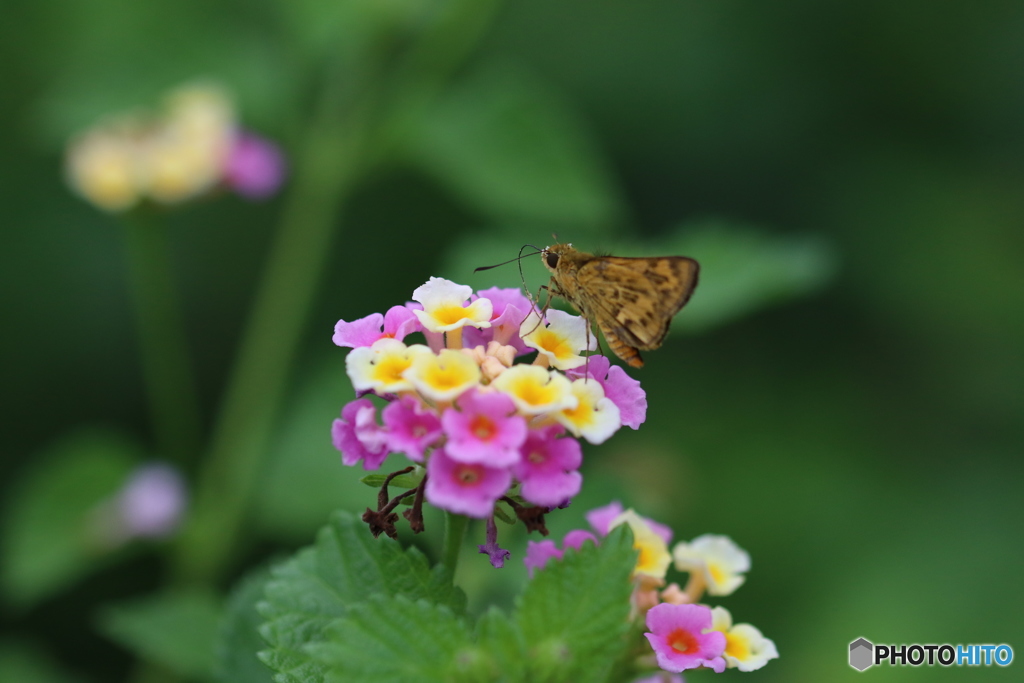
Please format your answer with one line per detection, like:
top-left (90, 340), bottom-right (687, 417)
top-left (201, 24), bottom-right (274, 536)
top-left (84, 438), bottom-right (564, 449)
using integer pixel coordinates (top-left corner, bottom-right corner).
top-left (412, 277), bottom-right (492, 333)
top-left (672, 534), bottom-right (750, 596)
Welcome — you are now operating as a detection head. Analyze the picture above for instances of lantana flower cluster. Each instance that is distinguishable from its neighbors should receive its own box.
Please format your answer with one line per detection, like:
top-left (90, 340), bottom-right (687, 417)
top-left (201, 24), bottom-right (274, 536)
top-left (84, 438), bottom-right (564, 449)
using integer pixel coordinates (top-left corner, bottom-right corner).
top-left (65, 82), bottom-right (285, 212)
top-left (331, 277), bottom-right (647, 549)
top-left (527, 501), bottom-right (779, 677)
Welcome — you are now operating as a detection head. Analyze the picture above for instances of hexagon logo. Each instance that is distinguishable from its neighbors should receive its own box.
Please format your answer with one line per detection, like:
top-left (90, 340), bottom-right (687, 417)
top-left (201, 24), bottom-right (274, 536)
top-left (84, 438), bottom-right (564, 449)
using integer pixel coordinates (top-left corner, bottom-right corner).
top-left (850, 637), bottom-right (874, 671)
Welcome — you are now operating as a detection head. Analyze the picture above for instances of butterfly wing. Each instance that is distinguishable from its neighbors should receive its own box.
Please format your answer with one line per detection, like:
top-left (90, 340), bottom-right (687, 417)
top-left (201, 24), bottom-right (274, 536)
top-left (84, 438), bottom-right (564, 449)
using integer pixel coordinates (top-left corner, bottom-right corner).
top-left (575, 256), bottom-right (699, 366)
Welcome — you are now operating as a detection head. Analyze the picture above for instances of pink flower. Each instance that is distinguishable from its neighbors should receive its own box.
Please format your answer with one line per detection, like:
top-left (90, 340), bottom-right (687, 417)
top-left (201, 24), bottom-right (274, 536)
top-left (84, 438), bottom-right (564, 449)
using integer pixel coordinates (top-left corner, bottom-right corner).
top-left (333, 305), bottom-right (422, 348)
top-left (381, 395), bottom-right (442, 462)
top-left (586, 500), bottom-right (673, 545)
top-left (424, 448), bottom-right (511, 518)
top-left (566, 355), bottom-right (647, 429)
top-left (524, 539), bottom-right (562, 577)
top-left (513, 425), bottom-right (582, 507)
top-left (644, 603), bottom-right (727, 673)
top-left (524, 529), bottom-right (598, 577)
top-left (562, 529), bottom-right (598, 551)
top-left (223, 131), bottom-right (285, 199)
top-left (464, 287), bottom-right (535, 354)
top-left (332, 398), bottom-right (388, 470)
top-left (632, 674), bottom-right (685, 683)
top-left (442, 390), bottom-right (527, 466)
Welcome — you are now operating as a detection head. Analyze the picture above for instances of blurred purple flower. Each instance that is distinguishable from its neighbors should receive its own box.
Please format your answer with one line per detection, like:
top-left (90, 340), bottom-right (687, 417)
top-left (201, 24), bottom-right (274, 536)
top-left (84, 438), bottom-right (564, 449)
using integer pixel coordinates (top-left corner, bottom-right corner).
top-left (117, 463), bottom-right (187, 539)
top-left (223, 130), bottom-right (285, 199)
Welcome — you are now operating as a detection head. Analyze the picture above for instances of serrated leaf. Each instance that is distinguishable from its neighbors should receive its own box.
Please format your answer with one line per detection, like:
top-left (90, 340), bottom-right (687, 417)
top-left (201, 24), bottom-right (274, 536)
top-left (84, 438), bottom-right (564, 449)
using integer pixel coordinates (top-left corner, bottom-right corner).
top-left (96, 589), bottom-right (223, 680)
top-left (408, 62), bottom-right (623, 229)
top-left (258, 510), bottom-right (465, 683)
top-left (0, 430), bottom-right (142, 607)
top-left (515, 526), bottom-right (637, 683)
top-left (311, 595), bottom-right (474, 683)
top-left (656, 221), bottom-right (837, 332)
top-left (216, 566), bottom-right (275, 683)
top-left (473, 608), bottom-right (527, 683)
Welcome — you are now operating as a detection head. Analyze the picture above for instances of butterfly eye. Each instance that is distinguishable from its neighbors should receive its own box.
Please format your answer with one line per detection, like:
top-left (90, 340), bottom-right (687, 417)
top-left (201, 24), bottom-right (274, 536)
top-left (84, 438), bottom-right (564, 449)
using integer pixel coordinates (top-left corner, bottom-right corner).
top-left (546, 252), bottom-right (560, 269)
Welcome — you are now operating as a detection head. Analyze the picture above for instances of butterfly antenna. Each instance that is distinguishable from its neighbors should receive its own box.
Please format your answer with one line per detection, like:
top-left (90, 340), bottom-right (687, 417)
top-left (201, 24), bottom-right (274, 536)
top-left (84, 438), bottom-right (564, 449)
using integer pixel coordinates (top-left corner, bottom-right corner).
top-left (473, 244), bottom-right (544, 273)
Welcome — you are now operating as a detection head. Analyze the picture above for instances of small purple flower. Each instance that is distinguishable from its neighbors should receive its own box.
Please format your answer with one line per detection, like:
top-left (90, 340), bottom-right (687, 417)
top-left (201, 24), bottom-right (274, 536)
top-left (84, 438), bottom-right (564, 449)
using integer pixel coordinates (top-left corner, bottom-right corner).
top-left (464, 287), bottom-right (535, 354)
top-left (442, 390), bottom-right (527, 466)
top-left (524, 539), bottom-right (563, 577)
top-left (513, 425), bottom-right (582, 507)
top-left (332, 398), bottom-right (389, 470)
top-left (561, 529), bottom-right (598, 552)
top-left (333, 305), bottom-right (422, 348)
top-left (382, 395), bottom-right (442, 462)
top-left (644, 603), bottom-right (727, 673)
top-left (424, 448), bottom-right (511, 518)
top-left (567, 355), bottom-right (647, 429)
top-left (586, 500), bottom-right (673, 545)
top-left (477, 516), bottom-right (511, 568)
top-left (223, 130), bottom-right (285, 199)
top-left (118, 463), bottom-right (187, 538)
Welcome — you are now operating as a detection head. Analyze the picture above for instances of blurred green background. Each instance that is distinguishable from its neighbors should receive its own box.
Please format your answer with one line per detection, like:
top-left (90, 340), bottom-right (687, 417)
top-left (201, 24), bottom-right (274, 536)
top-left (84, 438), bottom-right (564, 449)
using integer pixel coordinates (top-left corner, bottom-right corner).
top-left (2, 0), bottom-right (1023, 681)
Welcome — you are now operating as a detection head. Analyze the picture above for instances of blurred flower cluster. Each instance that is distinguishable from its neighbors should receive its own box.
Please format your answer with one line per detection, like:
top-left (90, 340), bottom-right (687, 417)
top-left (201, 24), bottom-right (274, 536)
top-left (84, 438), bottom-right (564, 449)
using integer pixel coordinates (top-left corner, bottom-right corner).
top-left (65, 82), bottom-right (285, 212)
top-left (89, 462), bottom-right (187, 549)
top-left (331, 276), bottom-right (647, 548)
top-left (528, 501), bottom-right (779, 677)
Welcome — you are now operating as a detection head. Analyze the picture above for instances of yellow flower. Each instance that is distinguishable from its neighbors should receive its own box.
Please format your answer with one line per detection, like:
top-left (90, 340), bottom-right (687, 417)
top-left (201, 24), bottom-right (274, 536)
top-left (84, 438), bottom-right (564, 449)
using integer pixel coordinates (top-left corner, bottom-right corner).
top-left (520, 310), bottom-right (596, 370)
top-left (673, 534), bottom-right (750, 596)
top-left (609, 509), bottom-right (671, 582)
top-left (65, 126), bottom-right (143, 212)
top-left (490, 365), bottom-right (576, 415)
top-left (403, 349), bottom-right (482, 401)
top-left (411, 278), bottom-right (492, 334)
top-left (710, 606), bottom-right (779, 671)
top-left (553, 378), bottom-right (621, 444)
top-left (346, 339), bottom-right (432, 394)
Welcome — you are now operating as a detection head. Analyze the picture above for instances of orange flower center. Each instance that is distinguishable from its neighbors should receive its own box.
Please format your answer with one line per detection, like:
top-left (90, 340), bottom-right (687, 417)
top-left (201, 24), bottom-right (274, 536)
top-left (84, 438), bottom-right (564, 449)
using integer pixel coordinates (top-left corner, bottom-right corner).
top-left (455, 464), bottom-right (483, 486)
top-left (528, 450), bottom-right (546, 464)
top-left (667, 628), bottom-right (699, 655)
top-left (470, 415), bottom-right (497, 440)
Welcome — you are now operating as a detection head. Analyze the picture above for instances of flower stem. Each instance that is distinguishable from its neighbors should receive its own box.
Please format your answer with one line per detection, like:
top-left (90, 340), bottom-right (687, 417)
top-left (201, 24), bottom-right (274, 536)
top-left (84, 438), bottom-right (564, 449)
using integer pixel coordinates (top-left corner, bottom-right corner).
top-left (173, 83), bottom-right (371, 583)
top-left (121, 211), bottom-right (202, 468)
top-left (442, 512), bottom-right (469, 580)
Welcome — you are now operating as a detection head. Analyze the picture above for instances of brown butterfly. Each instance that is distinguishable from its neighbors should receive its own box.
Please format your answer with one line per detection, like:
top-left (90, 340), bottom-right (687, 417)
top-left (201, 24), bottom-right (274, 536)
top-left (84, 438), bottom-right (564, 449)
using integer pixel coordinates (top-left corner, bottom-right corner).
top-left (539, 243), bottom-right (699, 368)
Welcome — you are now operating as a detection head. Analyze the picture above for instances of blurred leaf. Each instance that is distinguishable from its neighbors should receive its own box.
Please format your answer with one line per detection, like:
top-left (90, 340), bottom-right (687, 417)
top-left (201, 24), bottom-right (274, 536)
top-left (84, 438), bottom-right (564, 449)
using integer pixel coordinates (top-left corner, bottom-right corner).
top-left (654, 220), bottom-right (836, 333)
top-left (216, 566), bottom-right (275, 683)
top-left (96, 589), bottom-right (222, 680)
top-left (32, 0), bottom-right (293, 148)
top-left (407, 62), bottom-right (623, 229)
top-left (258, 510), bottom-right (464, 683)
top-left (359, 469), bottom-right (424, 490)
top-left (515, 525), bottom-right (636, 683)
top-left (0, 640), bottom-right (85, 683)
top-left (0, 430), bottom-right (141, 607)
top-left (310, 596), bottom-right (474, 683)
top-left (252, 357), bottom-right (373, 541)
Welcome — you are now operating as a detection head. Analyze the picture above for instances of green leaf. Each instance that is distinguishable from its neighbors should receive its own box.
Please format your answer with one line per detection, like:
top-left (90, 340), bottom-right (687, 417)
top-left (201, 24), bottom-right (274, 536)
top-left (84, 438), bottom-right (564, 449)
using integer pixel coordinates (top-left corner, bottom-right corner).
top-left (408, 62), bottom-right (623, 229)
top-left (258, 510), bottom-right (465, 683)
top-left (96, 589), bottom-right (223, 680)
top-left (0, 640), bottom-right (85, 683)
top-left (656, 220), bottom-right (837, 332)
top-left (359, 469), bottom-right (424, 490)
top-left (472, 608), bottom-right (528, 683)
top-left (311, 595), bottom-right (474, 683)
top-left (515, 525), bottom-right (637, 683)
top-left (216, 566), bottom-right (275, 683)
top-left (1, 430), bottom-right (142, 607)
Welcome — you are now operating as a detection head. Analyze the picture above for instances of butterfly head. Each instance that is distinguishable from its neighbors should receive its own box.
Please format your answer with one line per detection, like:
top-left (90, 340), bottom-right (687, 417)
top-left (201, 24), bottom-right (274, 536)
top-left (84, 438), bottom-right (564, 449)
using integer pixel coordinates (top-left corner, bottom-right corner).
top-left (541, 243), bottom-right (575, 274)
